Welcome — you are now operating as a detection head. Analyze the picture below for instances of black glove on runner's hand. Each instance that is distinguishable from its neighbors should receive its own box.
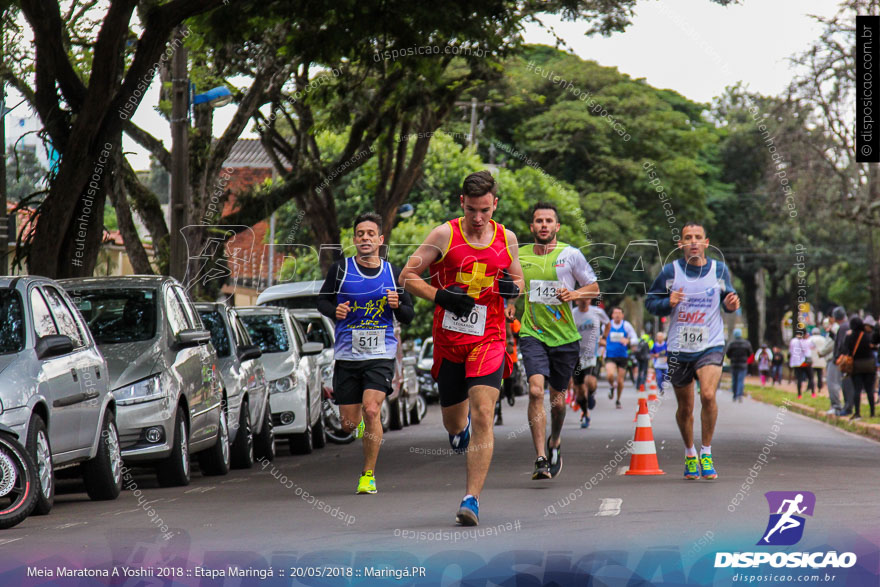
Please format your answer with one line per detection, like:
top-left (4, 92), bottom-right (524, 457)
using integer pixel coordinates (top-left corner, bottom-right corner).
top-left (434, 285), bottom-right (476, 318)
top-left (497, 270), bottom-right (520, 300)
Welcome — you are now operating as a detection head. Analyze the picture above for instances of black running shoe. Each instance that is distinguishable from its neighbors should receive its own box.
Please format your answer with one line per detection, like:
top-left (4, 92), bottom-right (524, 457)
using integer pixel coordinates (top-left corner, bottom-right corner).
top-left (532, 456), bottom-right (551, 480)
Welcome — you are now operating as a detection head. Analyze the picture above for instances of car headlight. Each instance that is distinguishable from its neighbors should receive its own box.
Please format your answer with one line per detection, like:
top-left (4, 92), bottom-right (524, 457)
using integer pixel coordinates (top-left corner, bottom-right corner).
top-left (115, 375), bottom-right (164, 406)
top-left (271, 376), bottom-right (295, 394)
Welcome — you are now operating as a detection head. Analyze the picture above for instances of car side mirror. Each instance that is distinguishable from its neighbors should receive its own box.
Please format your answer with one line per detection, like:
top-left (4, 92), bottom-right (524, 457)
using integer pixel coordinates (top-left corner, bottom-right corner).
top-left (238, 344), bottom-right (262, 362)
top-left (36, 334), bottom-right (74, 360)
top-left (175, 328), bottom-right (211, 349)
top-left (301, 342), bottom-right (323, 356)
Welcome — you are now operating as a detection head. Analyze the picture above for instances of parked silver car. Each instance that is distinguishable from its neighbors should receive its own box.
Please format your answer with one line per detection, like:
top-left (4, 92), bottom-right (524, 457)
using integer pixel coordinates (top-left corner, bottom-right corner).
top-left (0, 276), bottom-right (122, 515)
top-left (236, 307), bottom-right (325, 454)
top-left (60, 276), bottom-right (229, 487)
top-left (194, 303), bottom-right (274, 466)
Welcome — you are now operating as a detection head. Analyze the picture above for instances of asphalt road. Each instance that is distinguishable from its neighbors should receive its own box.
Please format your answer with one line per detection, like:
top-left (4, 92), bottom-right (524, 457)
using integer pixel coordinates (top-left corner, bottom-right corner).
top-left (1, 380), bottom-right (878, 584)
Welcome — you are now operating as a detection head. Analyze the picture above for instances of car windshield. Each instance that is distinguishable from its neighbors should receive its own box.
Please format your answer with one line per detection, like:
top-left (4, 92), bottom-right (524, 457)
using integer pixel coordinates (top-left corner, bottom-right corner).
top-left (239, 314), bottom-right (289, 353)
top-left (71, 289), bottom-right (157, 344)
top-left (422, 341), bottom-right (433, 359)
top-left (198, 310), bottom-right (230, 358)
top-left (0, 289), bottom-right (25, 355)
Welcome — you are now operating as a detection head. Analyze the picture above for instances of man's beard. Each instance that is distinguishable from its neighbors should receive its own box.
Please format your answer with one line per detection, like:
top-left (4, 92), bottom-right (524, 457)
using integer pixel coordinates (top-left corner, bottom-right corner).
top-left (534, 232), bottom-right (556, 245)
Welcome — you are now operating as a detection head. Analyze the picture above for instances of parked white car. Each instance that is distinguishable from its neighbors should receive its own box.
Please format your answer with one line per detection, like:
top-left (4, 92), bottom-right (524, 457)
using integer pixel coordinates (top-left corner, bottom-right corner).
top-left (237, 307), bottom-right (325, 454)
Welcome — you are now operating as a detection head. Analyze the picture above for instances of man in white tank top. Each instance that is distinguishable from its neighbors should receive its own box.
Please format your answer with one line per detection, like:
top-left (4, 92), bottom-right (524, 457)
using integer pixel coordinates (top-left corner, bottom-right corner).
top-left (646, 223), bottom-right (740, 481)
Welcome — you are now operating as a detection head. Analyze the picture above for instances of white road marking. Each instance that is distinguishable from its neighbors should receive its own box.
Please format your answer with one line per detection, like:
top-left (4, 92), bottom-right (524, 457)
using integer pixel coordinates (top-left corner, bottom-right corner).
top-left (596, 498), bottom-right (622, 516)
top-left (0, 537), bottom-right (24, 545)
top-left (184, 486), bottom-right (216, 494)
top-left (221, 477), bottom-right (248, 484)
top-left (617, 466), bottom-right (629, 475)
top-left (54, 522), bottom-right (87, 529)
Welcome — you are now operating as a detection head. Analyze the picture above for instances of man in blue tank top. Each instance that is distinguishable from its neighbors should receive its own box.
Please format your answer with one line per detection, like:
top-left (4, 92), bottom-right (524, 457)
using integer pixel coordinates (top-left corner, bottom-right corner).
top-left (646, 222), bottom-right (739, 481)
top-left (601, 307), bottom-right (637, 409)
top-left (318, 212), bottom-right (414, 494)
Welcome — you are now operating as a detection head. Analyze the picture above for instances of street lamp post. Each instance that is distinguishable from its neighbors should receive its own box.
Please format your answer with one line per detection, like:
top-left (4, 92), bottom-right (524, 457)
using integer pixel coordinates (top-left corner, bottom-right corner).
top-left (169, 26), bottom-right (190, 283)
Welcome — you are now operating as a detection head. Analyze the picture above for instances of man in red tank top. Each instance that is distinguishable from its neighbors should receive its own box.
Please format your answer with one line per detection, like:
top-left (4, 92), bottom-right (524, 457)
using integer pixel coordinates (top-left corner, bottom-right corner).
top-left (400, 171), bottom-right (524, 527)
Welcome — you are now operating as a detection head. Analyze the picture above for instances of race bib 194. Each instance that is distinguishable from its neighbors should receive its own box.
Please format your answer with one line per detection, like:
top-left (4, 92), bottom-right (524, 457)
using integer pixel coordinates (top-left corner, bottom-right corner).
top-left (529, 280), bottom-right (562, 305)
top-left (352, 329), bottom-right (386, 355)
top-left (442, 304), bottom-right (487, 336)
top-left (678, 325), bottom-right (707, 352)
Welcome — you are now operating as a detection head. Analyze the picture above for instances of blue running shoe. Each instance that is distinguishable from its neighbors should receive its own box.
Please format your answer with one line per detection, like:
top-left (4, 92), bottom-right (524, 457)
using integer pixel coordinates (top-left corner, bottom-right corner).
top-left (580, 416), bottom-right (590, 429)
top-left (449, 415), bottom-right (471, 454)
top-left (456, 496), bottom-right (479, 526)
top-left (684, 456), bottom-right (699, 480)
top-left (700, 454), bottom-right (717, 480)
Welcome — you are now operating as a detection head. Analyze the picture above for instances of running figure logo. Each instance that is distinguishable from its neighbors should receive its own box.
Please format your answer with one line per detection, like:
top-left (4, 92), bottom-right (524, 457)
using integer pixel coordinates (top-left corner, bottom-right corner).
top-left (758, 491), bottom-right (816, 546)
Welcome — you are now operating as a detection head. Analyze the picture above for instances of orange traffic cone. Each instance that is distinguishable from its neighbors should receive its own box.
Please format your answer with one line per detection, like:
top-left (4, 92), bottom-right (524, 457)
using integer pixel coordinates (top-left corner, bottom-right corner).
top-left (647, 379), bottom-right (659, 402)
top-left (633, 385), bottom-right (647, 422)
top-left (625, 393), bottom-right (665, 476)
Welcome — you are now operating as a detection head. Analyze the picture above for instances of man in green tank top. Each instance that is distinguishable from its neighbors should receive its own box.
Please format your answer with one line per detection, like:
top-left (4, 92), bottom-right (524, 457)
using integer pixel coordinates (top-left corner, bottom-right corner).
top-left (513, 202), bottom-right (599, 480)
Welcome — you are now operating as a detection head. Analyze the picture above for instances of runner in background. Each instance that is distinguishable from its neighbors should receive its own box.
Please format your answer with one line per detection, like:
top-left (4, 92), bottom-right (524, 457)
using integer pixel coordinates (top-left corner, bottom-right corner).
top-left (496, 310), bottom-right (521, 426)
top-left (571, 297), bottom-right (609, 429)
top-left (652, 331), bottom-right (668, 396)
top-left (602, 307), bottom-right (638, 409)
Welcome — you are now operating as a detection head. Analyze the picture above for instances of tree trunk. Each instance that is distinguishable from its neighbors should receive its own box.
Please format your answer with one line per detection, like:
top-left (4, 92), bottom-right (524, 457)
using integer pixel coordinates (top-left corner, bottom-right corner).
top-left (740, 270), bottom-right (758, 349)
top-left (756, 267), bottom-right (766, 345)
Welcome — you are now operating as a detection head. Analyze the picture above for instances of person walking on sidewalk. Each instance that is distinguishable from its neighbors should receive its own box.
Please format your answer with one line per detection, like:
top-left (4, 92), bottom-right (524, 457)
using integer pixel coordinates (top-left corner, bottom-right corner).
top-left (833, 309), bottom-right (856, 416)
top-left (842, 316), bottom-right (876, 420)
top-left (755, 344), bottom-right (773, 386)
top-left (809, 326), bottom-right (833, 395)
top-left (789, 330), bottom-right (815, 399)
top-left (652, 332), bottom-right (669, 396)
top-left (724, 329), bottom-right (752, 403)
top-left (771, 346), bottom-right (784, 385)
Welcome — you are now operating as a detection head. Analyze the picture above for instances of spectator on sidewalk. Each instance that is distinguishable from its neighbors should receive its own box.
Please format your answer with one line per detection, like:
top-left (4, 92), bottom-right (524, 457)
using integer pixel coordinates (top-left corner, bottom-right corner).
top-left (771, 345), bottom-right (784, 385)
top-left (725, 329), bottom-right (752, 403)
top-left (834, 311), bottom-right (858, 416)
top-left (754, 344), bottom-right (773, 386)
top-left (789, 330), bottom-right (815, 400)
top-left (809, 326), bottom-right (833, 395)
top-left (865, 316), bottom-right (880, 403)
top-left (843, 316), bottom-right (876, 420)
top-left (826, 307), bottom-right (848, 415)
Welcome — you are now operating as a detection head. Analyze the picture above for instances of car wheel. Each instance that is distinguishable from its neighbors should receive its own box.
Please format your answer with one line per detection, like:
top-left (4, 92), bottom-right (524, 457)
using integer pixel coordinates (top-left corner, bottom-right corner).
top-left (312, 410), bottom-right (327, 449)
top-left (289, 402), bottom-right (313, 455)
top-left (388, 395), bottom-right (403, 430)
top-left (253, 404), bottom-right (275, 462)
top-left (26, 414), bottom-right (53, 515)
top-left (82, 410), bottom-right (123, 500)
top-left (199, 404), bottom-right (231, 476)
top-left (380, 399), bottom-right (390, 432)
top-left (157, 409), bottom-right (190, 487)
top-left (410, 394), bottom-right (425, 424)
top-left (230, 399), bottom-right (254, 469)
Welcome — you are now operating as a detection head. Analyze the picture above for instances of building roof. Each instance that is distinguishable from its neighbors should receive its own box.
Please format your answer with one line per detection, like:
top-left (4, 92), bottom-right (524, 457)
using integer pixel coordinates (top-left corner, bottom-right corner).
top-left (222, 139), bottom-right (289, 170)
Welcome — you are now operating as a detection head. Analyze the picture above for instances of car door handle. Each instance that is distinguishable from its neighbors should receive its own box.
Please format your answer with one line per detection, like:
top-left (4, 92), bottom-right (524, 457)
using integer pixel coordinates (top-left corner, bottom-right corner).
top-left (71, 369), bottom-right (78, 382)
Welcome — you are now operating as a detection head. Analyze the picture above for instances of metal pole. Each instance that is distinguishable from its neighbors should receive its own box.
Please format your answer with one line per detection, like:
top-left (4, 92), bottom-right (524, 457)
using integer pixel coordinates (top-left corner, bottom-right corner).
top-left (169, 27), bottom-right (189, 282)
top-left (0, 78), bottom-right (7, 275)
top-left (267, 212), bottom-right (275, 288)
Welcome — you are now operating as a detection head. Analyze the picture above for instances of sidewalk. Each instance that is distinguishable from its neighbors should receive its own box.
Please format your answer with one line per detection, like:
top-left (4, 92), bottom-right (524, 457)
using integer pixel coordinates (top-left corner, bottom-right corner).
top-left (738, 374), bottom-right (880, 443)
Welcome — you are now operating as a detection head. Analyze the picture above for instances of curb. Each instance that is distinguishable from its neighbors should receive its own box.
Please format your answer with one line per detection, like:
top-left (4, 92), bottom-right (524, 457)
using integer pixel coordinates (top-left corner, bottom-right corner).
top-left (749, 393), bottom-right (880, 443)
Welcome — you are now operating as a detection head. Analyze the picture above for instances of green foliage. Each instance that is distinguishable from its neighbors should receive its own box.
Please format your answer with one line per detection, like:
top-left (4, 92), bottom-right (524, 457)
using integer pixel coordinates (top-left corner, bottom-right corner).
top-left (4, 148), bottom-right (46, 202)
